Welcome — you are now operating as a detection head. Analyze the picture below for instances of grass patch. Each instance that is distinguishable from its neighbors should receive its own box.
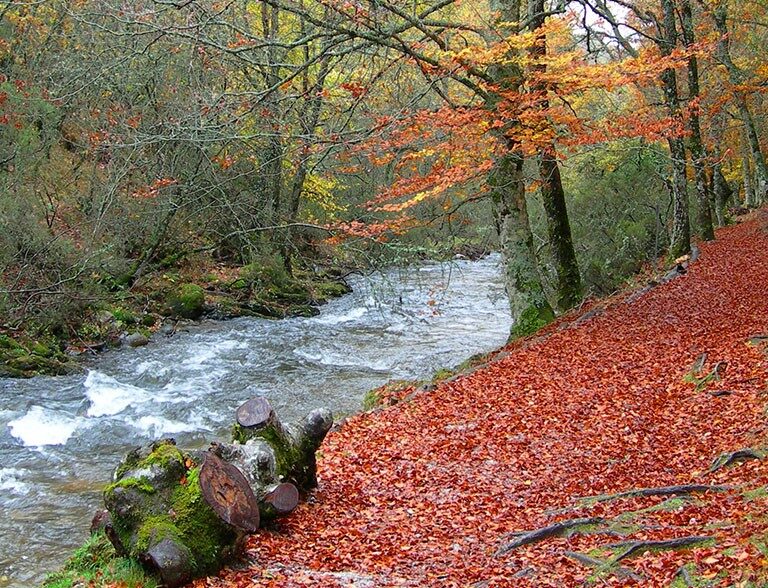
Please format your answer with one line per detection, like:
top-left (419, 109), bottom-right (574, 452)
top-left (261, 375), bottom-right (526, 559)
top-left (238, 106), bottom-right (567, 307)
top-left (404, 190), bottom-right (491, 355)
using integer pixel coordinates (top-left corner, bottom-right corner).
top-left (42, 532), bottom-right (157, 588)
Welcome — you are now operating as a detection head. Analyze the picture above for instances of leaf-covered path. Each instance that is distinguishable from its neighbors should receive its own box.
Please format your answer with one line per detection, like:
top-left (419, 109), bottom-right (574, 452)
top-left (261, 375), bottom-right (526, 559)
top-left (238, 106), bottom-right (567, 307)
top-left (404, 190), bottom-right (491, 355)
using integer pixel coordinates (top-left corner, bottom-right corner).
top-left (201, 212), bottom-right (768, 587)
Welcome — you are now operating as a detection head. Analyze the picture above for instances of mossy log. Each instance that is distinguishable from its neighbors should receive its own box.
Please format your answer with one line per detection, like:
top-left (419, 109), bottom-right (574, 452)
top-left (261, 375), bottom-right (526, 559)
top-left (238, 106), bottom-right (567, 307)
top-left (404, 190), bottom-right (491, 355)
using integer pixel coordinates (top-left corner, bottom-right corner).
top-left (102, 398), bottom-right (332, 587)
top-left (232, 396), bottom-right (334, 490)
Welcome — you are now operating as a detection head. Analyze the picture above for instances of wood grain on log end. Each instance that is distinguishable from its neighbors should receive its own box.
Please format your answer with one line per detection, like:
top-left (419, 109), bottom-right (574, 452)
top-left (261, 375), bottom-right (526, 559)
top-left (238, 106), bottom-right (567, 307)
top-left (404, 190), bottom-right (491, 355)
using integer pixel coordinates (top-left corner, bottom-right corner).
top-left (200, 452), bottom-right (260, 532)
top-left (264, 482), bottom-right (300, 514)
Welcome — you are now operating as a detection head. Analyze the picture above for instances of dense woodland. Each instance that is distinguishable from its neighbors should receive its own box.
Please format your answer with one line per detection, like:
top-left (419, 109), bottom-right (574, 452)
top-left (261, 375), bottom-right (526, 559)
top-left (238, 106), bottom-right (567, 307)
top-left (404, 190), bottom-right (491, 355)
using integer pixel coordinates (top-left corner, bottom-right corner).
top-left (0, 0), bottom-right (766, 371)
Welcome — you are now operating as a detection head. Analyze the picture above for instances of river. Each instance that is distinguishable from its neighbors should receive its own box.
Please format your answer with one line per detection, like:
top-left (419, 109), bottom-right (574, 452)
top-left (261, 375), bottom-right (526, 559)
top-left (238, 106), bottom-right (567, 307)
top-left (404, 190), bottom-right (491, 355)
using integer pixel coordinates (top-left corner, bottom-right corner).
top-left (0, 255), bottom-right (511, 587)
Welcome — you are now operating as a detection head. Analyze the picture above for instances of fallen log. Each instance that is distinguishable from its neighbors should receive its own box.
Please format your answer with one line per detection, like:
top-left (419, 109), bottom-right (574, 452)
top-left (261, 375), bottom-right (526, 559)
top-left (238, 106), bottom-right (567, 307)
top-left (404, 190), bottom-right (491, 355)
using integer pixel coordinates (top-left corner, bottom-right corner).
top-left (102, 397), bottom-right (332, 587)
top-left (232, 397), bottom-right (333, 490)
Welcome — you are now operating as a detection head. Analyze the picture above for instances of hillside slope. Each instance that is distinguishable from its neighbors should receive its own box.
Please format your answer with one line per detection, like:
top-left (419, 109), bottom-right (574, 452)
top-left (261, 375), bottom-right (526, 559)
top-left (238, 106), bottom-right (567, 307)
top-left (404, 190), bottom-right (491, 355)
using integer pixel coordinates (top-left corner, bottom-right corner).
top-left (202, 211), bottom-right (768, 587)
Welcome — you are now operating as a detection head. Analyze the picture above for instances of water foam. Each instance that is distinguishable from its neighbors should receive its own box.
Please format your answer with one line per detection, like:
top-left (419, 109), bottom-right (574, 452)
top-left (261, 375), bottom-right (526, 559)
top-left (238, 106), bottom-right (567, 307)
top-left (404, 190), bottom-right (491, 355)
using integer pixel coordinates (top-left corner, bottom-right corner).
top-left (313, 306), bottom-right (368, 325)
top-left (0, 467), bottom-right (30, 494)
top-left (84, 371), bottom-right (151, 417)
top-left (7, 406), bottom-right (82, 447)
top-left (126, 415), bottom-right (209, 438)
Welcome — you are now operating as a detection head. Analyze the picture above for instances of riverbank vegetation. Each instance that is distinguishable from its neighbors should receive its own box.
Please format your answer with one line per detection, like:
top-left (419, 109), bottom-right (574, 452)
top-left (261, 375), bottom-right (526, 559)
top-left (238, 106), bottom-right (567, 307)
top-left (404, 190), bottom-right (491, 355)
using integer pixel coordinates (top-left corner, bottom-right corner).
top-left (2, 0), bottom-right (767, 375)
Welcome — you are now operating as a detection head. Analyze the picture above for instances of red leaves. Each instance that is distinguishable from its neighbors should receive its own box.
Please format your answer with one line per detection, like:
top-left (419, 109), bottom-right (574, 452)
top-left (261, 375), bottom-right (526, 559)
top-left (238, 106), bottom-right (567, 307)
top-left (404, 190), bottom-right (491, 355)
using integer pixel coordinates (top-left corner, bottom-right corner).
top-left (208, 212), bottom-right (768, 586)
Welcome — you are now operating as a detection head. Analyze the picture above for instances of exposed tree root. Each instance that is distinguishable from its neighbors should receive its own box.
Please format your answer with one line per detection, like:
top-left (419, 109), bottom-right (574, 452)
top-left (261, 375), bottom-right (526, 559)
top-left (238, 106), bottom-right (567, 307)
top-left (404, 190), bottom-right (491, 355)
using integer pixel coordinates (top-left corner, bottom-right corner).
top-left (603, 536), bottom-right (714, 562)
top-left (576, 484), bottom-right (728, 505)
top-left (564, 550), bottom-right (645, 582)
top-left (709, 448), bottom-right (765, 472)
top-left (495, 517), bottom-right (604, 556)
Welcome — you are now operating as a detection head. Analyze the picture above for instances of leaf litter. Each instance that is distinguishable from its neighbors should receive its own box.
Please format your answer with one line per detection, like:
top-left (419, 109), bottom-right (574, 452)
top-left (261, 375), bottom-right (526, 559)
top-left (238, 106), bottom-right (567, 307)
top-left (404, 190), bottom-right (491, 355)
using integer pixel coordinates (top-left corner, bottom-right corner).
top-left (196, 211), bottom-right (768, 587)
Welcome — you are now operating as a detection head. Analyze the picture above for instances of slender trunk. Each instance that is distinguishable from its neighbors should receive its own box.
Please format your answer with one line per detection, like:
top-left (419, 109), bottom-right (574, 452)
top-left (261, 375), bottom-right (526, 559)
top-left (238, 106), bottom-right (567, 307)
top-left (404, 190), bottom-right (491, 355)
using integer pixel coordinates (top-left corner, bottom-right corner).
top-left (709, 111), bottom-right (729, 226)
top-left (740, 132), bottom-right (757, 207)
top-left (490, 147), bottom-right (554, 337)
top-left (528, 0), bottom-right (582, 311)
top-left (713, 5), bottom-right (768, 203)
top-left (660, 0), bottom-right (690, 258)
top-left (680, 0), bottom-right (713, 240)
top-left (486, 0), bottom-right (554, 337)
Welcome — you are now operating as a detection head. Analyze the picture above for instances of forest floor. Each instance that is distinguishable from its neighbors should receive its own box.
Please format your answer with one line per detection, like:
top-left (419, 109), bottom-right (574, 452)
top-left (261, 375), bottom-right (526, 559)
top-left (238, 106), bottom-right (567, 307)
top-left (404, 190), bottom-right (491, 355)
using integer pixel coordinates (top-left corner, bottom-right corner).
top-left (200, 210), bottom-right (768, 587)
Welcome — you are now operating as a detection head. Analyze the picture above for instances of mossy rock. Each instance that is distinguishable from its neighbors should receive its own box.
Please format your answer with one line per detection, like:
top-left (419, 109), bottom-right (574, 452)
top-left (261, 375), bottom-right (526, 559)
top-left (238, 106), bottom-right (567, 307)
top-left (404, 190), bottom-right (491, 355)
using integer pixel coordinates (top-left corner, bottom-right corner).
top-left (314, 279), bottom-right (352, 301)
top-left (166, 283), bottom-right (206, 319)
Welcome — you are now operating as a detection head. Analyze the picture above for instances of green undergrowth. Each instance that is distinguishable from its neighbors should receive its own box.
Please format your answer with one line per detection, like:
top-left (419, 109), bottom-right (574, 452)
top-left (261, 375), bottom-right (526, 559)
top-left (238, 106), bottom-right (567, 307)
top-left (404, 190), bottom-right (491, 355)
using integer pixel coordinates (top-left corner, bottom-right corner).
top-left (42, 532), bottom-right (157, 588)
top-left (361, 351), bottom-right (495, 411)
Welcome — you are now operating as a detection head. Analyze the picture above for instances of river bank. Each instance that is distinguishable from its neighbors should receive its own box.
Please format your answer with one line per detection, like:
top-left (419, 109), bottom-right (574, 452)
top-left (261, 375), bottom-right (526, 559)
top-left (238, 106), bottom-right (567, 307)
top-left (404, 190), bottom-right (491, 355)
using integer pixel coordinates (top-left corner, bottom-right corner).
top-left (1, 254), bottom-right (511, 587)
top-left (187, 210), bottom-right (768, 586)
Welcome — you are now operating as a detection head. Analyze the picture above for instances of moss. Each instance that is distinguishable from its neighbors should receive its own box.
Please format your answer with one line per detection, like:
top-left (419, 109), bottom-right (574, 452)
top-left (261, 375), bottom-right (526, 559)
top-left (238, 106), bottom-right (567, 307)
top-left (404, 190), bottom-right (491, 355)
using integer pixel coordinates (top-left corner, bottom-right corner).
top-left (743, 485), bottom-right (768, 502)
top-left (105, 476), bottom-right (156, 495)
top-left (432, 367), bottom-right (456, 383)
top-left (169, 467), bottom-right (237, 573)
top-left (0, 334), bottom-right (23, 351)
top-left (167, 283), bottom-right (205, 319)
top-left (135, 515), bottom-right (183, 553)
top-left (362, 389), bottom-right (381, 411)
top-left (314, 279), bottom-right (351, 301)
top-left (30, 341), bottom-right (54, 357)
top-left (144, 441), bottom-right (186, 469)
top-left (510, 304), bottom-right (555, 339)
top-left (110, 307), bottom-right (138, 325)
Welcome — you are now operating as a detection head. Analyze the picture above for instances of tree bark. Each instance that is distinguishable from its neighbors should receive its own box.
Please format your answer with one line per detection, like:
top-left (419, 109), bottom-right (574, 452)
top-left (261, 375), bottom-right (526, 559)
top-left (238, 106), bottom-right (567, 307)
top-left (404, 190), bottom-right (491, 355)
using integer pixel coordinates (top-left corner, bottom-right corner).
top-left (528, 0), bottom-right (583, 311)
top-left (490, 148), bottom-right (555, 337)
top-left (486, 0), bottom-right (555, 338)
top-left (659, 0), bottom-right (690, 258)
top-left (680, 0), bottom-right (714, 241)
top-left (712, 4), bottom-right (768, 204)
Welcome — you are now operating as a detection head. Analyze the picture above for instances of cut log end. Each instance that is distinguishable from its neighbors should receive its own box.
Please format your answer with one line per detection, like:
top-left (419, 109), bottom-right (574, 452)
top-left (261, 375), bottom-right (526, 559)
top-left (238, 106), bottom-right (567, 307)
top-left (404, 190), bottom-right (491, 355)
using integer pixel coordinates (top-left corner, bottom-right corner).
top-left (263, 482), bottom-right (300, 514)
top-left (200, 452), bottom-right (260, 532)
top-left (236, 397), bottom-right (275, 429)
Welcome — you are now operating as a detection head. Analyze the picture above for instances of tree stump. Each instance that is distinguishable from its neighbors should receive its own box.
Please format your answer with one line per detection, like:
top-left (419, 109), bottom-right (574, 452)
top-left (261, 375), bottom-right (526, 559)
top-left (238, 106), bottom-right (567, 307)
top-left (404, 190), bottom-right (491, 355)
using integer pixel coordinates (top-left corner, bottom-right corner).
top-left (102, 397), bottom-right (332, 587)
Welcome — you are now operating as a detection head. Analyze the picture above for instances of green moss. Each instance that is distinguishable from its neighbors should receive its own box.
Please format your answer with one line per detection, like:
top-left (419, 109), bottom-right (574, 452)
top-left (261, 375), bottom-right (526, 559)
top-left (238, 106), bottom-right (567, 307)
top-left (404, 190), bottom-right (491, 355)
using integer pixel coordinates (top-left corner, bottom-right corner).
top-left (144, 441), bottom-right (185, 469)
top-left (105, 476), bottom-right (156, 495)
top-left (0, 334), bottom-right (23, 351)
top-left (110, 306), bottom-right (138, 325)
top-left (432, 368), bottom-right (456, 383)
top-left (510, 304), bottom-right (555, 339)
top-left (167, 283), bottom-right (205, 319)
top-left (169, 467), bottom-right (237, 573)
top-left (743, 485), bottom-right (768, 502)
top-left (135, 515), bottom-right (183, 553)
top-left (362, 389), bottom-right (381, 411)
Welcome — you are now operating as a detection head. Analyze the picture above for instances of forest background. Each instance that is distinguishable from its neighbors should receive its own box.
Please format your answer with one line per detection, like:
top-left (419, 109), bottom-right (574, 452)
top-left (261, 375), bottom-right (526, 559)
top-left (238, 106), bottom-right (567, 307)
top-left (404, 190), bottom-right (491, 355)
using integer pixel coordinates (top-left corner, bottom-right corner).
top-left (0, 0), bottom-right (765, 375)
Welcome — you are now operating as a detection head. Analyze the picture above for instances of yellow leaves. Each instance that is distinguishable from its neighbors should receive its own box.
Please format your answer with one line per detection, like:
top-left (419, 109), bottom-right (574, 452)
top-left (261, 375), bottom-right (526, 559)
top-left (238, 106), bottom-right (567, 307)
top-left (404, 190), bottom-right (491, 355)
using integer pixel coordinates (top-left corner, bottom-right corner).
top-left (302, 174), bottom-right (347, 218)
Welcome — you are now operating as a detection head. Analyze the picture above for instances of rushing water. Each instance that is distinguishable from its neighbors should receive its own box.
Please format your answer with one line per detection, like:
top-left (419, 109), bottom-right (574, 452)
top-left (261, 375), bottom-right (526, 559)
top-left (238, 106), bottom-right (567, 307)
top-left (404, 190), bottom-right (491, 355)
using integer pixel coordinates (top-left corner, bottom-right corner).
top-left (0, 255), bottom-right (511, 587)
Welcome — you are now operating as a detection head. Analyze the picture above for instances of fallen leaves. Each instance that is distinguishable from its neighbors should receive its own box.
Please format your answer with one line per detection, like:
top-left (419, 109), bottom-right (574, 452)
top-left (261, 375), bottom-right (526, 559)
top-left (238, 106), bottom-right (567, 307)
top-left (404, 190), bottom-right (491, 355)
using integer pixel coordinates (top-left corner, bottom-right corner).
top-left (197, 211), bottom-right (768, 587)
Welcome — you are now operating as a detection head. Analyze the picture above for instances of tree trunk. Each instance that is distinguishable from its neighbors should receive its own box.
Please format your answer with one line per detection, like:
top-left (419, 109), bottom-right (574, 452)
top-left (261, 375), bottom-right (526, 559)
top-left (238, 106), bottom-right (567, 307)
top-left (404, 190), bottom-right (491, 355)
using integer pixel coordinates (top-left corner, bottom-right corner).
top-left (486, 0), bottom-right (554, 338)
top-left (528, 0), bottom-right (582, 311)
top-left (740, 131), bottom-right (757, 207)
top-left (490, 148), bottom-right (555, 338)
top-left (712, 4), bottom-right (768, 204)
top-left (659, 0), bottom-right (690, 259)
top-left (680, 0), bottom-right (714, 241)
top-left (102, 399), bottom-right (332, 587)
top-left (709, 112), bottom-right (730, 226)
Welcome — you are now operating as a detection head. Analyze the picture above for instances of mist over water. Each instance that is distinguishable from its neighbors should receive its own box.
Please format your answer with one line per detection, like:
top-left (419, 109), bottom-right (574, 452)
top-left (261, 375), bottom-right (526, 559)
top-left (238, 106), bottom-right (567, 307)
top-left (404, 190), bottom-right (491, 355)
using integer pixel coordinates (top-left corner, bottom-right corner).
top-left (0, 255), bottom-right (511, 587)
